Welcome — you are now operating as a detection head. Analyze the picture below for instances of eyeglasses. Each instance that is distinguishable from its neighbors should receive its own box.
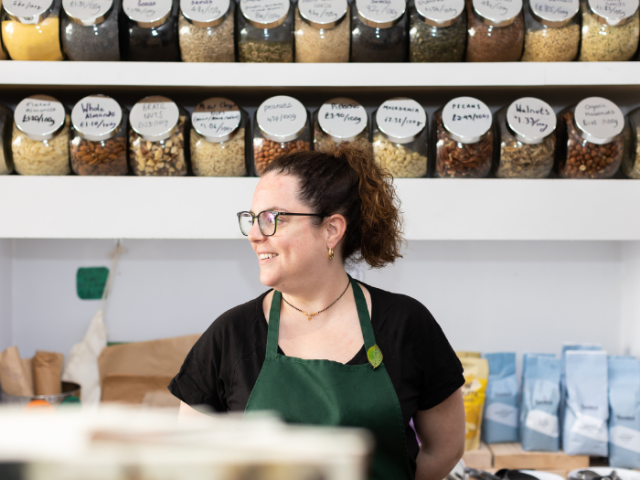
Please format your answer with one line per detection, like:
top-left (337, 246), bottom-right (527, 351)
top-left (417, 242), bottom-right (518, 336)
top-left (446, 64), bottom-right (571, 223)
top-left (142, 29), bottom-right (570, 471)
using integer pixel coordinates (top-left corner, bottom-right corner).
top-left (237, 210), bottom-right (324, 237)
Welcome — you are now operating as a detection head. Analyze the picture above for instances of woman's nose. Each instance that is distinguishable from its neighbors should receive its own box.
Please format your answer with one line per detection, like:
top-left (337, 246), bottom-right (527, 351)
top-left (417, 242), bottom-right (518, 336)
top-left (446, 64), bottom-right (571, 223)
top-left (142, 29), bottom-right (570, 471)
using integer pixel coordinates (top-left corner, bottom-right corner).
top-left (247, 219), bottom-right (265, 242)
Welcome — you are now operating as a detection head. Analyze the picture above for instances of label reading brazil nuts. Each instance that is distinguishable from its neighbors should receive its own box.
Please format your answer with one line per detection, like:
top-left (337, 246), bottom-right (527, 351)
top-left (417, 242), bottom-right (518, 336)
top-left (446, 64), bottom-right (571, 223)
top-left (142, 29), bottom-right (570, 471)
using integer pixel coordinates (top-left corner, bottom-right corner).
top-left (3, 0), bottom-right (53, 20)
top-left (192, 97), bottom-right (241, 141)
top-left (506, 97), bottom-right (556, 143)
top-left (130, 96), bottom-right (179, 141)
top-left (442, 97), bottom-right (492, 142)
top-left (472, 0), bottom-right (522, 23)
top-left (124, 0), bottom-right (172, 23)
top-left (416, 0), bottom-right (464, 23)
top-left (588, 0), bottom-right (638, 25)
top-left (575, 97), bottom-right (624, 143)
top-left (63, 0), bottom-right (114, 22)
top-left (531, 0), bottom-right (579, 23)
top-left (257, 95), bottom-right (307, 142)
top-left (355, 0), bottom-right (406, 24)
top-left (180, 0), bottom-right (229, 23)
top-left (15, 95), bottom-right (66, 140)
top-left (318, 98), bottom-right (367, 140)
top-left (241, 0), bottom-right (289, 24)
top-left (72, 95), bottom-right (122, 142)
top-left (376, 98), bottom-right (426, 142)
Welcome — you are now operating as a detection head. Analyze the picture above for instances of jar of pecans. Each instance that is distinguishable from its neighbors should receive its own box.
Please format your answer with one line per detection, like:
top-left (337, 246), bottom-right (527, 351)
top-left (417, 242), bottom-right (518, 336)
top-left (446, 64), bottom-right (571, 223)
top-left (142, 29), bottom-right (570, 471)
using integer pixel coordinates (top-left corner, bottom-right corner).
top-left (409, 0), bottom-right (466, 62)
top-left (623, 106), bottom-right (640, 179)
top-left (351, 0), bottom-right (408, 62)
top-left (238, 0), bottom-right (294, 62)
top-left (123, 0), bottom-right (181, 61)
top-left (294, 0), bottom-right (350, 62)
top-left (314, 98), bottom-right (370, 153)
top-left (466, 0), bottom-right (524, 61)
top-left (579, 0), bottom-right (639, 61)
top-left (522, 0), bottom-right (580, 61)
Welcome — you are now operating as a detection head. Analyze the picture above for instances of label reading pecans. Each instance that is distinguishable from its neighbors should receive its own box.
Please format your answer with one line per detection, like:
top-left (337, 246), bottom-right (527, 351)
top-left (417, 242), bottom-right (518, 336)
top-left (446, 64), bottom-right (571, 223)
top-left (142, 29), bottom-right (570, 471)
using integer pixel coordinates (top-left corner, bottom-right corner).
top-left (318, 98), bottom-right (367, 140)
top-left (240, 0), bottom-right (289, 24)
top-left (530, 0), bottom-right (579, 23)
top-left (472, 0), bottom-right (522, 23)
top-left (192, 97), bottom-right (241, 142)
top-left (574, 97), bottom-right (624, 143)
top-left (72, 95), bottom-right (122, 142)
top-left (256, 95), bottom-right (307, 142)
top-left (123, 0), bottom-right (172, 23)
top-left (355, 0), bottom-right (406, 24)
top-left (298, 0), bottom-right (348, 24)
top-left (442, 96), bottom-right (492, 143)
top-left (180, 0), bottom-right (229, 23)
top-left (63, 0), bottom-right (114, 22)
top-left (15, 95), bottom-right (66, 140)
top-left (588, 0), bottom-right (639, 24)
top-left (506, 97), bottom-right (556, 144)
top-left (376, 98), bottom-right (426, 143)
top-left (416, 0), bottom-right (464, 23)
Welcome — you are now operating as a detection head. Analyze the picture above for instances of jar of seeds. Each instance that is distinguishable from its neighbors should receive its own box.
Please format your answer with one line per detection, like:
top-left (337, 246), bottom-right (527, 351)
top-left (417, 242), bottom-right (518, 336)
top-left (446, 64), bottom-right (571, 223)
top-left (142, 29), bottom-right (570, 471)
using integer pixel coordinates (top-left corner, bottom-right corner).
top-left (253, 95), bottom-right (310, 175)
top-left (70, 95), bottom-right (128, 176)
top-left (373, 98), bottom-right (428, 178)
top-left (12, 95), bottom-right (70, 176)
top-left (522, 0), bottom-right (580, 61)
top-left (61, 0), bottom-right (121, 60)
top-left (557, 97), bottom-right (627, 179)
top-left (314, 98), bottom-right (370, 152)
top-left (191, 97), bottom-right (247, 176)
top-left (623, 107), bottom-right (640, 178)
top-left (1, 0), bottom-right (63, 60)
top-left (351, 0), bottom-right (407, 62)
top-left (579, 0), bottom-right (639, 61)
top-left (295, 0), bottom-right (349, 62)
top-left (434, 96), bottom-right (493, 178)
top-left (409, 0), bottom-right (466, 62)
top-left (123, 0), bottom-right (180, 61)
top-left (495, 97), bottom-right (556, 178)
top-left (179, 0), bottom-right (235, 62)
top-left (238, 0), bottom-right (294, 62)
top-left (129, 96), bottom-right (188, 176)
top-left (466, 0), bottom-right (524, 61)
top-left (0, 103), bottom-right (13, 175)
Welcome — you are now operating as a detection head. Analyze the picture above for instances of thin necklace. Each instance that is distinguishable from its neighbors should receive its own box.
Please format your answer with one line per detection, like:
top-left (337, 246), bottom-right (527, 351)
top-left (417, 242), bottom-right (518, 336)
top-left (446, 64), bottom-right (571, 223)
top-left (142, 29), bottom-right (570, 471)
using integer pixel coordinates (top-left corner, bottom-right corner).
top-left (282, 279), bottom-right (351, 321)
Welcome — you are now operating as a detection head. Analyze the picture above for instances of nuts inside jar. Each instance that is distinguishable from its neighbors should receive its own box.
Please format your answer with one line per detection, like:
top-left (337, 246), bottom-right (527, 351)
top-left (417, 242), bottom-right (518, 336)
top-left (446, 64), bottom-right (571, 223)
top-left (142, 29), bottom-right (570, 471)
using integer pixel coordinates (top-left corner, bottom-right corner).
top-left (71, 136), bottom-right (128, 176)
top-left (130, 116), bottom-right (187, 176)
top-left (253, 138), bottom-right (310, 175)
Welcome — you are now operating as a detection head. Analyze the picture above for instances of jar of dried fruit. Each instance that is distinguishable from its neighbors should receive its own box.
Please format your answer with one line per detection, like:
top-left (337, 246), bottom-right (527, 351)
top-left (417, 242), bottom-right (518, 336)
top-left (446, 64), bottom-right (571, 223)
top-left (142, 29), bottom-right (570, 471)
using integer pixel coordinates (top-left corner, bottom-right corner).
top-left (70, 95), bottom-right (128, 176)
top-left (314, 98), bottom-right (370, 153)
top-left (295, 0), bottom-right (349, 62)
top-left (191, 97), bottom-right (248, 176)
top-left (0, 103), bottom-right (13, 175)
top-left (579, 0), bottom-right (639, 61)
top-left (253, 95), bottom-right (310, 176)
top-left (238, 0), bottom-right (294, 62)
top-left (522, 0), bottom-right (580, 61)
top-left (434, 96), bottom-right (493, 178)
top-left (409, 0), bottom-right (466, 62)
top-left (12, 95), bottom-right (70, 176)
top-left (129, 96), bottom-right (188, 176)
top-left (351, 0), bottom-right (407, 62)
top-left (623, 107), bottom-right (640, 179)
top-left (373, 98), bottom-right (428, 178)
top-left (495, 97), bottom-right (556, 178)
top-left (557, 97), bottom-right (627, 179)
top-left (61, 0), bottom-right (121, 61)
top-left (179, 0), bottom-right (235, 62)
top-left (123, 0), bottom-right (180, 61)
top-left (466, 0), bottom-right (524, 61)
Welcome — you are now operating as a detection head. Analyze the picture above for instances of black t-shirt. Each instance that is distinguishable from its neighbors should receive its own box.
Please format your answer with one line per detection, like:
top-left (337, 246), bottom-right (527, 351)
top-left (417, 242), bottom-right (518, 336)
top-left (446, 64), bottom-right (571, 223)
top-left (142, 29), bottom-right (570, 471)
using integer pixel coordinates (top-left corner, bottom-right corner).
top-left (169, 282), bottom-right (464, 476)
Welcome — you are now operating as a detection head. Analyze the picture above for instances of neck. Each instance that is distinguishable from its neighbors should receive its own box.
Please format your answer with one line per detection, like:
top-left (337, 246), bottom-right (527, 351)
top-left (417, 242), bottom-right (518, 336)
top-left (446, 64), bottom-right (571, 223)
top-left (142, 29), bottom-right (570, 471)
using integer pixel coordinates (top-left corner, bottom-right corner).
top-left (279, 268), bottom-right (350, 314)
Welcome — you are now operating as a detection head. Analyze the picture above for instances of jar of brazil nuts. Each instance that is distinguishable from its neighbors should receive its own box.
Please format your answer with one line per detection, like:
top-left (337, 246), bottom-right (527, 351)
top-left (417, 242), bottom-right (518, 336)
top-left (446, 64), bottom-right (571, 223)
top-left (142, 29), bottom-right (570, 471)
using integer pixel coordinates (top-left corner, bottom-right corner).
top-left (409, 0), bottom-right (466, 62)
top-left (579, 0), bottom-right (639, 61)
top-left (2, 0), bottom-right (64, 60)
top-left (253, 95), bottom-right (310, 175)
top-left (238, 0), bottom-right (294, 62)
top-left (314, 98), bottom-right (370, 152)
top-left (0, 103), bottom-right (13, 174)
top-left (179, 0), bottom-right (235, 62)
top-left (522, 0), bottom-right (580, 61)
top-left (295, 0), bottom-right (350, 62)
top-left (466, 0), bottom-right (524, 61)
top-left (351, 0), bottom-right (407, 62)
top-left (123, 0), bottom-right (180, 61)
top-left (373, 98), bottom-right (428, 178)
top-left (434, 96), bottom-right (493, 178)
top-left (129, 96), bottom-right (188, 176)
top-left (622, 106), bottom-right (640, 178)
top-left (61, 0), bottom-right (122, 60)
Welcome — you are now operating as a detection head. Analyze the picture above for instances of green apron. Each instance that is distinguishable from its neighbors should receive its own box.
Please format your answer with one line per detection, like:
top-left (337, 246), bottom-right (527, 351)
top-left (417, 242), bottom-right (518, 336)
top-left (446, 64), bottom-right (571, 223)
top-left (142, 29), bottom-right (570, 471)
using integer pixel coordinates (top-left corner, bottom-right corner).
top-left (245, 277), bottom-right (414, 480)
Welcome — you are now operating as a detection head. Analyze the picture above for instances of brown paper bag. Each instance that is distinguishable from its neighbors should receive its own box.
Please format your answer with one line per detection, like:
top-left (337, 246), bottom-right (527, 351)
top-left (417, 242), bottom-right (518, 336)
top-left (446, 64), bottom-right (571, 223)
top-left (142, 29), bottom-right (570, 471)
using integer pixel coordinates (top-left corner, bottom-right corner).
top-left (33, 351), bottom-right (64, 396)
top-left (21, 357), bottom-right (34, 394)
top-left (0, 346), bottom-right (34, 396)
top-left (102, 374), bottom-right (175, 404)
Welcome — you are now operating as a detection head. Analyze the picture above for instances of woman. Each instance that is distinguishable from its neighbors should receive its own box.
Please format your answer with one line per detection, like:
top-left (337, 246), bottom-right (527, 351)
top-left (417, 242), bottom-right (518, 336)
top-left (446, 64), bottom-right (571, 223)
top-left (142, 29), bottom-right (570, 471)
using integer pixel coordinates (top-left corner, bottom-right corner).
top-left (169, 144), bottom-right (466, 480)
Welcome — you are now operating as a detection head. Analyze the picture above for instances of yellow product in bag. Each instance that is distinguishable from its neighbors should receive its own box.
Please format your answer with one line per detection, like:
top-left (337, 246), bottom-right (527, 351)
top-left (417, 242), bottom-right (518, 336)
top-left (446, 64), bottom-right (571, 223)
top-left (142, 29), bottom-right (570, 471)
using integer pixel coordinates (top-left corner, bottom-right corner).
top-left (457, 354), bottom-right (489, 451)
top-left (457, 351), bottom-right (482, 359)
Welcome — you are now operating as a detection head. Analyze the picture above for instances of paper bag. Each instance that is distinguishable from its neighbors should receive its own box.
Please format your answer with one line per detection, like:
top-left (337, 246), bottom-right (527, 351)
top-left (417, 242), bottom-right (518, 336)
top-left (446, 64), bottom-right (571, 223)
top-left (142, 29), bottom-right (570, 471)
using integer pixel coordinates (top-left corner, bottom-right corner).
top-left (21, 357), bottom-right (34, 394)
top-left (0, 346), bottom-right (34, 396)
top-left (33, 351), bottom-right (64, 395)
top-left (102, 374), bottom-right (175, 404)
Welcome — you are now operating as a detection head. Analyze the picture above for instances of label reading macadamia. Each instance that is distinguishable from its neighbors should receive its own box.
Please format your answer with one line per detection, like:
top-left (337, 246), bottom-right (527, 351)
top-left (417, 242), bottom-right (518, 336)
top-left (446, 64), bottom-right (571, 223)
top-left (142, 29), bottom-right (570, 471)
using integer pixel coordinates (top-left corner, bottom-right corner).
top-left (588, 0), bottom-right (638, 24)
top-left (180, 0), bottom-right (229, 23)
top-left (257, 95), bottom-right (307, 141)
top-left (72, 95), bottom-right (122, 141)
top-left (4, 0), bottom-right (53, 20)
top-left (355, 0), bottom-right (406, 24)
top-left (318, 98), bottom-right (367, 140)
top-left (472, 0), bottom-right (522, 23)
top-left (241, 0), bottom-right (289, 24)
top-left (63, 0), bottom-right (114, 21)
top-left (123, 0), bottom-right (172, 23)
top-left (416, 0), bottom-right (464, 23)
top-left (442, 96), bottom-right (492, 141)
top-left (15, 95), bottom-right (66, 139)
top-left (376, 98), bottom-right (426, 142)
top-left (506, 97), bottom-right (556, 143)
top-left (575, 97), bottom-right (624, 142)
top-left (192, 97), bottom-right (241, 141)
top-left (298, 0), bottom-right (347, 23)
top-left (130, 96), bottom-right (179, 140)
top-left (531, 0), bottom-right (579, 22)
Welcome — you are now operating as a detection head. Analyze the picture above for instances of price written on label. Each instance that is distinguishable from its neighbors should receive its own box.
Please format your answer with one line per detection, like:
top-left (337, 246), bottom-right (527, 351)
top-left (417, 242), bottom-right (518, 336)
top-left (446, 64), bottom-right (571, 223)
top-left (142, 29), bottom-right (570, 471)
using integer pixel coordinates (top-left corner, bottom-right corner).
top-left (128, 0), bottom-right (160, 18)
top-left (77, 101), bottom-right (118, 130)
top-left (533, 1), bottom-right (570, 17)
top-left (382, 116), bottom-right (423, 128)
top-left (364, 0), bottom-right (399, 16)
top-left (9, 0), bottom-right (46, 11)
top-left (582, 103), bottom-right (619, 129)
top-left (68, 0), bottom-right (103, 12)
top-left (21, 102), bottom-right (58, 126)
top-left (187, 0), bottom-right (221, 15)
top-left (416, 0), bottom-right (459, 15)
top-left (194, 112), bottom-right (241, 134)
top-left (266, 113), bottom-right (298, 123)
top-left (449, 102), bottom-right (491, 122)
top-left (324, 112), bottom-right (363, 124)
top-left (243, 0), bottom-right (287, 21)
top-left (510, 102), bottom-right (553, 133)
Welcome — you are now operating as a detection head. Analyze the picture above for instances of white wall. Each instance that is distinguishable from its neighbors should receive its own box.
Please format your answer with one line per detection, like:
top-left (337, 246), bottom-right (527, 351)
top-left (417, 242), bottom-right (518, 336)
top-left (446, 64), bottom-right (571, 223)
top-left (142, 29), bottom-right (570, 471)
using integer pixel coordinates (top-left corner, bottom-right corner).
top-left (621, 242), bottom-right (640, 356)
top-left (0, 239), bottom-right (12, 351)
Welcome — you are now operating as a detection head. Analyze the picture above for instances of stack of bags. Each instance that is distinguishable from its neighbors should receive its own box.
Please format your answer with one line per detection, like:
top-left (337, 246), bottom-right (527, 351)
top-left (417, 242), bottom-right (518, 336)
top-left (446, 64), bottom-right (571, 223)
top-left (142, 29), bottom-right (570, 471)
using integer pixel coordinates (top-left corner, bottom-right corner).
top-left (0, 346), bottom-right (65, 398)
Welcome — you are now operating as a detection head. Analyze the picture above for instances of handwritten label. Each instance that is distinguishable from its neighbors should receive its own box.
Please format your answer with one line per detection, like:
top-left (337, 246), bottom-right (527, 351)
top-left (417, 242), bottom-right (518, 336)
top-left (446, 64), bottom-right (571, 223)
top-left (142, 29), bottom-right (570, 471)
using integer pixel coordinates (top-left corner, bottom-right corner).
top-left (15, 96), bottom-right (66, 139)
top-left (240, 0), bottom-right (289, 24)
top-left (442, 96), bottom-right (492, 141)
top-left (192, 97), bottom-right (241, 140)
top-left (415, 0), bottom-right (464, 23)
top-left (123, 0), bottom-right (172, 22)
top-left (588, 0), bottom-right (638, 24)
top-left (256, 95), bottom-right (307, 141)
top-left (298, 0), bottom-right (347, 24)
top-left (376, 98), bottom-right (426, 141)
top-left (4, 0), bottom-right (53, 18)
top-left (318, 98), bottom-right (367, 139)
top-left (574, 97), bottom-right (624, 142)
top-left (531, 0), bottom-right (579, 22)
top-left (130, 96), bottom-right (179, 138)
top-left (506, 97), bottom-right (556, 143)
top-left (63, 0), bottom-right (113, 20)
top-left (472, 0), bottom-right (522, 22)
top-left (355, 0), bottom-right (405, 23)
top-left (71, 95), bottom-right (122, 141)
top-left (180, 0), bottom-right (229, 22)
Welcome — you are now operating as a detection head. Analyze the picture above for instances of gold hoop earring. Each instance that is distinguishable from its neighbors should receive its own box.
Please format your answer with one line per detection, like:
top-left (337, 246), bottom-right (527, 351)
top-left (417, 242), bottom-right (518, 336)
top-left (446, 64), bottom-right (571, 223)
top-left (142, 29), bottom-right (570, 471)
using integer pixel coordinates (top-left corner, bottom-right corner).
top-left (328, 247), bottom-right (334, 260)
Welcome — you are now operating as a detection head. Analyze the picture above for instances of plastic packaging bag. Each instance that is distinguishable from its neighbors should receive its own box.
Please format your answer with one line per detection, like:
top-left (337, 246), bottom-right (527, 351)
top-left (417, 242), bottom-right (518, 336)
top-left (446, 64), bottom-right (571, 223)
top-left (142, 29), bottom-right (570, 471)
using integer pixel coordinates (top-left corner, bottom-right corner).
top-left (482, 352), bottom-right (519, 444)
top-left (458, 354), bottom-right (489, 450)
top-left (608, 356), bottom-right (640, 468)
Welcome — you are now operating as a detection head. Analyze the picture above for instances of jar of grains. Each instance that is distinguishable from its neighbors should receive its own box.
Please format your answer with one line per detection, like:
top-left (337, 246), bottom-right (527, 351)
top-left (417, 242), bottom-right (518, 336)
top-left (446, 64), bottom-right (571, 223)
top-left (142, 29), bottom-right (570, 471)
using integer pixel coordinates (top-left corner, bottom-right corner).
top-left (12, 95), bottom-right (70, 176)
top-left (238, 0), bottom-right (294, 62)
top-left (557, 97), bottom-right (627, 179)
top-left (179, 0), bottom-right (235, 62)
top-left (191, 97), bottom-right (247, 176)
top-left (495, 97), bottom-right (557, 178)
top-left (623, 106), bottom-right (640, 178)
top-left (123, 0), bottom-right (180, 61)
top-left (314, 98), bottom-right (370, 152)
top-left (466, 0), bottom-right (524, 61)
top-left (522, 0), bottom-right (580, 61)
top-left (1, 0), bottom-right (63, 60)
top-left (253, 95), bottom-right (310, 175)
top-left (61, 0), bottom-right (121, 60)
top-left (434, 96), bottom-right (493, 178)
top-left (294, 0), bottom-right (350, 62)
top-left (0, 103), bottom-right (13, 175)
top-left (373, 98), bottom-right (428, 178)
top-left (409, 0), bottom-right (466, 62)
top-left (129, 96), bottom-right (188, 176)
top-left (351, 0), bottom-right (407, 62)
top-left (579, 0), bottom-right (639, 61)
top-left (70, 95), bottom-right (128, 176)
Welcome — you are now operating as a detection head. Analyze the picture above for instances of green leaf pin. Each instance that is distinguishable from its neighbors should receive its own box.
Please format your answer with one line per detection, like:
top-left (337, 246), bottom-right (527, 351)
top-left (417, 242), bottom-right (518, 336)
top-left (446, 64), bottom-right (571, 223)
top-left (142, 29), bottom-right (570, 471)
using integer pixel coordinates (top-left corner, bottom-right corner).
top-left (367, 344), bottom-right (383, 369)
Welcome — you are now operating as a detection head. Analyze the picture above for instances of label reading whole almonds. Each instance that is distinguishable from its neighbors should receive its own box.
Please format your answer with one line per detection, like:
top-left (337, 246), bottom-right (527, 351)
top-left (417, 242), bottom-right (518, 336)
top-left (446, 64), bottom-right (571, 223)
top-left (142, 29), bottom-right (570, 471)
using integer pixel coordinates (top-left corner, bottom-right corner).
top-left (416, 0), bottom-right (464, 23)
top-left (376, 98), bottom-right (426, 141)
top-left (192, 97), bottom-right (241, 141)
top-left (130, 96), bottom-right (179, 140)
top-left (574, 97), bottom-right (624, 142)
top-left (241, 0), bottom-right (289, 24)
top-left (3, 0), bottom-right (53, 20)
top-left (257, 95), bottom-right (307, 141)
top-left (123, 0), bottom-right (172, 23)
top-left (63, 0), bottom-right (114, 21)
top-left (506, 97), bottom-right (556, 143)
top-left (180, 0), bottom-right (229, 23)
top-left (318, 98), bottom-right (367, 140)
top-left (531, 0), bottom-right (579, 23)
top-left (72, 95), bottom-right (122, 141)
top-left (15, 95), bottom-right (66, 140)
top-left (298, 0), bottom-right (348, 24)
top-left (442, 97), bottom-right (492, 141)
top-left (355, 0), bottom-right (406, 24)
top-left (588, 0), bottom-right (638, 24)
top-left (472, 0), bottom-right (522, 23)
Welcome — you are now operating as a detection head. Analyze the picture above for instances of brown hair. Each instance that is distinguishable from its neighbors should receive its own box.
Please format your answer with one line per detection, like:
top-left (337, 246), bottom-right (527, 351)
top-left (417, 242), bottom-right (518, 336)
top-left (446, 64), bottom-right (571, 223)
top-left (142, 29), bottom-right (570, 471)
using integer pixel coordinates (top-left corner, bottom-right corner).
top-left (262, 143), bottom-right (404, 268)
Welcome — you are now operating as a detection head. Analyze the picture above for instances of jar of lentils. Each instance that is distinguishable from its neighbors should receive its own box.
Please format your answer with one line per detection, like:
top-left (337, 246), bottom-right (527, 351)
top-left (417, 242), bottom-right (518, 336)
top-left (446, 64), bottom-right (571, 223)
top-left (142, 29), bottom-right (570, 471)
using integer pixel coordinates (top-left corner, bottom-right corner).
top-left (351, 0), bottom-right (407, 61)
top-left (522, 0), bottom-right (580, 61)
top-left (314, 98), bottom-right (370, 152)
top-left (409, 0), bottom-right (466, 62)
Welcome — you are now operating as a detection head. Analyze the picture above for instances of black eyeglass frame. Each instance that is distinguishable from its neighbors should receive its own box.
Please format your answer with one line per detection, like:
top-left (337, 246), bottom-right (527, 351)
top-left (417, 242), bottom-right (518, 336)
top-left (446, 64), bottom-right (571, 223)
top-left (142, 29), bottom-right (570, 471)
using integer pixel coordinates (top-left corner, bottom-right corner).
top-left (237, 210), bottom-right (325, 237)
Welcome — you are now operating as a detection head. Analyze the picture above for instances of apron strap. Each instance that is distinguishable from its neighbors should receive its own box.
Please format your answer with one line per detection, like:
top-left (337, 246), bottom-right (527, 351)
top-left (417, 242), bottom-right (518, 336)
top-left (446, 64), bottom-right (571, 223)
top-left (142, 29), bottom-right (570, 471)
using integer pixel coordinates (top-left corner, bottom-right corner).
top-left (349, 276), bottom-right (377, 351)
top-left (266, 290), bottom-right (282, 354)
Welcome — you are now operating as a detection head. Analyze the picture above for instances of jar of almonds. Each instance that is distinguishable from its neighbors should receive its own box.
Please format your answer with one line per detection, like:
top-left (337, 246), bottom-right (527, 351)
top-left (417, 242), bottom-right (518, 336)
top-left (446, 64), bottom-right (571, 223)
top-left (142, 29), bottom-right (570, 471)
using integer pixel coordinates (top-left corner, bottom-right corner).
top-left (314, 98), bottom-right (370, 153)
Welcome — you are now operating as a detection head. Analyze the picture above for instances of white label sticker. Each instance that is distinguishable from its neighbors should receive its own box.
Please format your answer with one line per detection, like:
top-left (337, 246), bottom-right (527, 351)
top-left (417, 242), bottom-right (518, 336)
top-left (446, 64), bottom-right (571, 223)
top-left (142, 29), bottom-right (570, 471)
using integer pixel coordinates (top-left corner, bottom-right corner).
top-left (575, 97), bottom-right (624, 142)
top-left (506, 97), bottom-right (556, 142)
top-left (130, 97), bottom-right (179, 138)
top-left (72, 96), bottom-right (122, 140)
top-left (570, 413), bottom-right (609, 443)
top-left (485, 403), bottom-right (519, 428)
top-left (240, 0), bottom-right (289, 24)
top-left (530, 0), bottom-right (579, 22)
top-left (123, 0), bottom-right (172, 23)
top-left (180, 0), bottom-right (229, 22)
top-left (192, 97), bottom-right (241, 140)
top-left (298, 0), bottom-right (347, 23)
top-left (3, 0), bottom-right (53, 18)
top-left (257, 95), bottom-right (307, 141)
top-left (318, 99), bottom-right (367, 140)
top-left (472, 0), bottom-right (522, 22)
top-left (442, 96), bottom-right (492, 140)
top-left (415, 0), bottom-right (464, 23)
top-left (588, 0), bottom-right (638, 24)
top-left (375, 98), bottom-right (426, 141)
top-left (63, 0), bottom-right (114, 21)
top-left (15, 96), bottom-right (66, 139)
top-left (355, 0), bottom-right (406, 24)
top-left (610, 426), bottom-right (640, 453)
top-left (525, 410), bottom-right (560, 438)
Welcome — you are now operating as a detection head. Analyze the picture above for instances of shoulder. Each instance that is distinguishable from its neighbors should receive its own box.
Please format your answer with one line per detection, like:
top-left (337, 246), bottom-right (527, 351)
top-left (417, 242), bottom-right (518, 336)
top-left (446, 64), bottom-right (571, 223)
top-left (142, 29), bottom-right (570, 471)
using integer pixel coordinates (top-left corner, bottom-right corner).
top-left (366, 282), bottom-right (435, 326)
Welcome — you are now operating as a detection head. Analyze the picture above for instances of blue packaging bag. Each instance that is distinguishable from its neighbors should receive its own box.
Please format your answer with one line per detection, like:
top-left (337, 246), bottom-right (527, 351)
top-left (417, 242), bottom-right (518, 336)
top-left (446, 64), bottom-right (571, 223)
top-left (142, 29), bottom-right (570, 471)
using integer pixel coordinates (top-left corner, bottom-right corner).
top-left (482, 352), bottom-right (519, 444)
top-left (608, 356), bottom-right (640, 468)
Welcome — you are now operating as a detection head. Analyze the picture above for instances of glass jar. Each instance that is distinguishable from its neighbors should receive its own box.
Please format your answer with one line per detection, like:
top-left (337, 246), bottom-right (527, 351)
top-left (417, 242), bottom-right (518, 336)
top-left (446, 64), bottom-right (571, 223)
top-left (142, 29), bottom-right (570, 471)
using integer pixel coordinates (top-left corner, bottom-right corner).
top-left (191, 97), bottom-right (247, 176)
top-left (70, 95), bottom-right (128, 176)
top-left (623, 106), bottom-right (640, 178)
top-left (579, 0), bottom-right (639, 61)
top-left (466, 0), bottom-right (524, 61)
top-left (123, 0), bottom-right (180, 61)
top-left (557, 97), bottom-right (626, 179)
top-left (253, 95), bottom-right (310, 176)
top-left (238, 0), bottom-right (293, 62)
top-left (522, 0), bottom-right (580, 61)
top-left (314, 98), bottom-right (370, 152)
top-left (1, 0), bottom-right (64, 60)
top-left (61, 0), bottom-right (121, 60)
top-left (495, 97), bottom-right (556, 179)
top-left (295, 0), bottom-right (350, 62)
top-left (409, 0), bottom-right (466, 62)
top-left (179, 0), bottom-right (235, 62)
top-left (351, 0), bottom-right (407, 62)
top-left (434, 96), bottom-right (493, 178)
top-left (12, 95), bottom-right (70, 176)
top-left (0, 103), bottom-right (13, 175)
top-left (0, 23), bottom-right (7, 59)
top-left (129, 96), bottom-right (188, 176)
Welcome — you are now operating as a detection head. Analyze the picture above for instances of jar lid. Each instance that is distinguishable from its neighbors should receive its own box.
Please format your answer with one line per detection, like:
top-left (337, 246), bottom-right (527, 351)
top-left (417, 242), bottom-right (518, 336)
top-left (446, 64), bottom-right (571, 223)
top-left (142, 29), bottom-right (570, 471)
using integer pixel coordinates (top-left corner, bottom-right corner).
top-left (180, 0), bottom-right (230, 27)
top-left (240, 0), bottom-right (290, 28)
top-left (71, 95), bottom-right (123, 142)
top-left (192, 97), bottom-right (241, 143)
top-left (123, 0), bottom-right (173, 27)
top-left (375, 98), bottom-right (427, 144)
top-left (472, 0), bottom-right (522, 26)
top-left (62, 0), bottom-right (114, 26)
top-left (442, 97), bottom-right (492, 144)
top-left (355, 0), bottom-right (406, 28)
top-left (415, 0), bottom-right (465, 27)
top-left (15, 95), bottom-right (66, 141)
top-left (529, 0), bottom-right (579, 27)
top-left (298, 0), bottom-right (348, 28)
top-left (587, 0), bottom-right (638, 26)
top-left (506, 97), bottom-right (556, 145)
top-left (130, 96), bottom-right (180, 142)
top-left (573, 97), bottom-right (624, 145)
top-left (318, 98), bottom-right (368, 143)
top-left (3, 0), bottom-right (53, 24)
top-left (256, 95), bottom-right (307, 143)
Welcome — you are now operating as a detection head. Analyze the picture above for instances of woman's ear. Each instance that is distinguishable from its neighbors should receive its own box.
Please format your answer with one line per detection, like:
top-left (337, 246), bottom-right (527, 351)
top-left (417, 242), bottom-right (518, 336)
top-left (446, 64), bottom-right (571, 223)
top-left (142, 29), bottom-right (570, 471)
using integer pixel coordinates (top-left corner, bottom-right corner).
top-left (326, 213), bottom-right (347, 250)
